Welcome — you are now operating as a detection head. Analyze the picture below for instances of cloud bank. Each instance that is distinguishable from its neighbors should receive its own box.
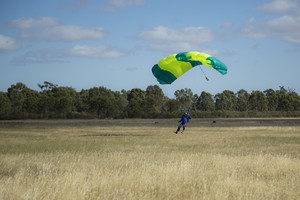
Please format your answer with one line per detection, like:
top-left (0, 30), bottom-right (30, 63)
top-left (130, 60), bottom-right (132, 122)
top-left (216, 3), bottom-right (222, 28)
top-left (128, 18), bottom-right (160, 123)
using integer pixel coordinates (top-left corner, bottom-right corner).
top-left (5, 17), bottom-right (127, 62)
top-left (241, 0), bottom-right (300, 44)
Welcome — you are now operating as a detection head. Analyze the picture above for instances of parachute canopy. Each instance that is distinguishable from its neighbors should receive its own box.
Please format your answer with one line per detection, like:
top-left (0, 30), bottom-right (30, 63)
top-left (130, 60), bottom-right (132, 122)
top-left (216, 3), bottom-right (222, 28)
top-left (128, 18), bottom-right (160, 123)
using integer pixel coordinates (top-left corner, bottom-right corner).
top-left (152, 51), bottom-right (227, 84)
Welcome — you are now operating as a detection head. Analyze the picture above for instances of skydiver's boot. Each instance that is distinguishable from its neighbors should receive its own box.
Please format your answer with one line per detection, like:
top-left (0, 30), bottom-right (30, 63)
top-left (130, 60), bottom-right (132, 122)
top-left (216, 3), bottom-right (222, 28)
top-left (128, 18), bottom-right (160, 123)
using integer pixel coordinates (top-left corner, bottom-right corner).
top-left (181, 127), bottom-right (185, 134)
top-left (175, 127), bottom-right (180, 134)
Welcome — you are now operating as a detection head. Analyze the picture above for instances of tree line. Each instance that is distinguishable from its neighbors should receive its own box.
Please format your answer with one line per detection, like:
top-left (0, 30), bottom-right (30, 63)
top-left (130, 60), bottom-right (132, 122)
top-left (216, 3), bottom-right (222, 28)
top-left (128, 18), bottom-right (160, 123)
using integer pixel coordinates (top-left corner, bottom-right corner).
top-left (0, 81), bottom-right (300, 119)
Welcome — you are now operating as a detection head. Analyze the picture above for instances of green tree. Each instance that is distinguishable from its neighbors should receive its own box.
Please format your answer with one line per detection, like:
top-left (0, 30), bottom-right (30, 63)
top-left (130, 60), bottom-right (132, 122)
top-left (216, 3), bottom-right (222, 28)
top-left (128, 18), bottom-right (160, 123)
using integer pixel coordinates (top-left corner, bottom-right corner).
top-left (127, 88), bottom-right (146, 118)
top-left (289, 92), bottom-right (300, 111)
top-left (292, 94), bottom-right (300, 111)
top-left (264, 89), bottom-right (278, 111)
top-left (144, 85), bottom-right (164, 115)
top-left (7, 82), bottom-right (27, 115)
top-left (76, 89), bottom-right (89, 112)
top-left (196, 91), bottom-right (214, 111)
top-left (113, 91), bottom-right (128, 118)
top-left (89, 87), bottom-right (118, 118)
top-left (52, 86), bottom-right (77, 117)
top-left (38, 81), bottom-right (57, 118)
top-left (163, 98), bottom-right (180, 113)
top-left (90, 96), bottom-right (116, 118)
top-left (38, 81), bottom-right (57, 91)
top-left (215, 90), bottom-right (237, 111)
top-left (249, 90), bottom-right (267, 111)
top-left (174, 88), bottom-right (196, 110)
top-left (0, 92), bottom-right (12, 119)
top-left (23, 88), bottom-right (40, 114)
top-left (236, 89), bottom-right (250, 111)
top-left (276, 86), bottom-right (293, 111)
top-left (277, 87), bottom-right (300, 111)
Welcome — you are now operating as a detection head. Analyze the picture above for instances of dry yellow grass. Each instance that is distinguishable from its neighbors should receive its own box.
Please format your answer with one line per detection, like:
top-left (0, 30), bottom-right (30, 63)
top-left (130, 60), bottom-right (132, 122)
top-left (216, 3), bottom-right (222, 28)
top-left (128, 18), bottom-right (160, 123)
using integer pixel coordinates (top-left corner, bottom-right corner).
top-left (0, 123), bottom-right (300, 200)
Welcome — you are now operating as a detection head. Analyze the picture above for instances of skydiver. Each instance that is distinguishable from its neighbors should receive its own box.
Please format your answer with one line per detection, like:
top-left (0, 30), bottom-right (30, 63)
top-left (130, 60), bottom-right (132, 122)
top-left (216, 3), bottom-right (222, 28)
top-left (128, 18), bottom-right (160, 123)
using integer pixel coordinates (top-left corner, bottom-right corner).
top-left (175, 112), bottom-right (192, 134)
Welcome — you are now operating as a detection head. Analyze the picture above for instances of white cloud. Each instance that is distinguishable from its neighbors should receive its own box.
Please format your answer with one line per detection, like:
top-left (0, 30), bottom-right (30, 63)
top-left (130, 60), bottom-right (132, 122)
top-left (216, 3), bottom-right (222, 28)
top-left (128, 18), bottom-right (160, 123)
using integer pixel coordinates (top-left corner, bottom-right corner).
top-left (257, 0), bottom-right (298, 13)
top-left (20, 25), bottom-right (107, 41)
top-left (0, 34), bottom-right (18, 51)
top-left (12, 45), bottom-right (128, 65)
top-left (268, 16), bottom-right (300, 43)
top-left (241, 0), bottom-right (300, 44)
top-left (7, 17), bottom-right (107, 42)
top-left (139, 26), bottom-right (216, 53)
top-left (100, 0), bottom-right (146, 12)
top-left (140, 26), bottom-right (214, 44)
top-left (251, 0), bottom-right (300, 43)
top-left (267, 15), bottom-right (300, 32)
top-left (7, 17), bottom-right (61, 30)
top-left (241, 16), bottom-right (300, 44)
top-left (65, 45), bottom-right (128, 59)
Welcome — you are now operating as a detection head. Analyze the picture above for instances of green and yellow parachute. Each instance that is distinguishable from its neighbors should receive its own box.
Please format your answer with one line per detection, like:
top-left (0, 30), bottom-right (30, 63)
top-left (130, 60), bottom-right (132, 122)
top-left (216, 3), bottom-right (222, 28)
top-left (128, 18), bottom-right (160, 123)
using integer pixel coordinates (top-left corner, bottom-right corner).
top-left (152, 51), bottom-right (227, 84)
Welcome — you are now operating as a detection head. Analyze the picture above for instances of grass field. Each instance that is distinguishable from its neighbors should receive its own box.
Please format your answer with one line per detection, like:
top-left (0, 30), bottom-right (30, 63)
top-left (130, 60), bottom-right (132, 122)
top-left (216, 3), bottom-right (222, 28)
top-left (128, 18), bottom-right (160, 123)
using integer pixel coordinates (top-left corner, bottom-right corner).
top-left (0, 120), bottom-right (300, 199)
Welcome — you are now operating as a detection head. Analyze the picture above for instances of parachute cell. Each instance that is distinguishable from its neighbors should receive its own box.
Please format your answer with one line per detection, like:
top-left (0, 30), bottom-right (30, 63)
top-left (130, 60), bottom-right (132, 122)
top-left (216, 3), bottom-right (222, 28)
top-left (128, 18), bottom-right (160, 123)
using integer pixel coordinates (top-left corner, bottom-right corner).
top-left (152, 51), bottom-right (227, 84)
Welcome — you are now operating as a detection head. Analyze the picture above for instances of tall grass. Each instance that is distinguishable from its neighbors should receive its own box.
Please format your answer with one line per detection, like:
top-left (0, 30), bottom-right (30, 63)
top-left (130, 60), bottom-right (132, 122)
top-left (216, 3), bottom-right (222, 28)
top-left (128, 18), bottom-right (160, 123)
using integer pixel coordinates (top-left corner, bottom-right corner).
top-left (0, 123), bottom-right (300, 199)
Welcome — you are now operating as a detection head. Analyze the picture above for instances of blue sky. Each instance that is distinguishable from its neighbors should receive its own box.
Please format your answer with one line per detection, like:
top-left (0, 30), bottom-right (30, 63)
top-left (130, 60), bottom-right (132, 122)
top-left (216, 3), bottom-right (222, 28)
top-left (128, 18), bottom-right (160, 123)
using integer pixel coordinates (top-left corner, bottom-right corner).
top-left (1, 0), bottom-right (300, 97)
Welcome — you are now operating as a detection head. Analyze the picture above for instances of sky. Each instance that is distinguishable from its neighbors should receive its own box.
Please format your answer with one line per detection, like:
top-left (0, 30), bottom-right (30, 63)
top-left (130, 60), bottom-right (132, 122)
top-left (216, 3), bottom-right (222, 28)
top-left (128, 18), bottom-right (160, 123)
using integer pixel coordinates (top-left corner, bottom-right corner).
top-left (1, 0), bottom-right (300, 98)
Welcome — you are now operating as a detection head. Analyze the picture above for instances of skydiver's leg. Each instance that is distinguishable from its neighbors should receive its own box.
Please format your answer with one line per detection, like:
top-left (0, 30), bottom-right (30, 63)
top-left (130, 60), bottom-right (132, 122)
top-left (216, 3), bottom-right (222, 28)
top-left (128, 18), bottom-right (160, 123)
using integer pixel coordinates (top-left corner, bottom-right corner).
top-left (175, 123), bottom-right (183, 134)
top-left (181, 123), bottom-right (187, 133)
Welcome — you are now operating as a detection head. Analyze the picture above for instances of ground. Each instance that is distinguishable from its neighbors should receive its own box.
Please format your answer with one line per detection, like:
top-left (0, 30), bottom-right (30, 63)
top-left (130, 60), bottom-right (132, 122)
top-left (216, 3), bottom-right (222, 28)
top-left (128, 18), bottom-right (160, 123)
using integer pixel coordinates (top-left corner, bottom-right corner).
top-left (0, 118), bottom-right (299, 199)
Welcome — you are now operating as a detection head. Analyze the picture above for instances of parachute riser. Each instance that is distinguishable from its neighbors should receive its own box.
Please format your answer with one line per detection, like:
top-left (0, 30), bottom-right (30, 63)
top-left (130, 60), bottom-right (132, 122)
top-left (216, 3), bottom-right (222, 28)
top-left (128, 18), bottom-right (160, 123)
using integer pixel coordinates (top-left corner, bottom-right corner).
top-left (199, 66), bottom-right (209, 81)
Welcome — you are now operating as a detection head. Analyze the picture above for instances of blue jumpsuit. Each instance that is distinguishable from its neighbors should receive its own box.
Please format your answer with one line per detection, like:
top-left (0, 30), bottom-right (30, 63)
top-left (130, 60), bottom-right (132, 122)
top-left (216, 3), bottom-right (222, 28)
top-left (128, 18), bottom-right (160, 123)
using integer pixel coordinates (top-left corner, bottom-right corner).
top-left (176, 114), bottom-right (192, 133)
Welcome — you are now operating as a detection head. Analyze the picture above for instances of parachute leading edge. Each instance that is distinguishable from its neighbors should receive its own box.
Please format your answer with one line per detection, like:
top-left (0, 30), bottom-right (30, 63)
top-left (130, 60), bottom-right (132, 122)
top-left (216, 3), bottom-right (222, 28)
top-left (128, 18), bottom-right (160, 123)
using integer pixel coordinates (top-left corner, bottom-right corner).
top-left (152, 51), bottom-right (228, 84)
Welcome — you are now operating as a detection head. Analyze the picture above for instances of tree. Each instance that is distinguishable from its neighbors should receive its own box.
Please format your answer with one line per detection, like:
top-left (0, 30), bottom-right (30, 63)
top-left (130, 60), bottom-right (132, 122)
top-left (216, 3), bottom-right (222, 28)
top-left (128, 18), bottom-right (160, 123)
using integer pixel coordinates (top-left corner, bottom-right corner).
top-left (127, 88), bottom-right (146, 118)
top-left (276, 86), bottom-right (293, 111)
top-left (88, 87), bottom-right (119, 118)
top-left (0, 92), bottom-right (11, 119)
top-left (38, 81), bottom-right (57, 118)
top-left (236, 89), bottom-right (250, 111)
top-left (249, 90), bottom-right (267, 111)
top-left (2, 81), bottom-right (300, 119)
top-left (196, 91), bottom-right (214, 111)
top-left (23, 88), bottom-right (40, 114)
top-left (174, 88), bottom-right (196, 110)
top-left (90, 96), bottom-right (116, 118)
top-left (38, 81), bottom-right (57, 91)
top-left (264, 89), bottom-right (278, 111)
top-left (52, 86), bottom-right (77, 117)
top-left (144, 85), bottom-right (164, 115)
top-left (76, 89), bottom-right (89, 112)
top-left (276, 87), bottom-right (300, 111)
top-left (292, 94), bottom-right (300, 111)
top-left (7, 82), bottom-right (27, 115)
top-left (215, 90), bottom-right (237, 111)
top-left (163, 98), bottom-right (180, 113)
top-left (113, 91), bottom-right (128, 118)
